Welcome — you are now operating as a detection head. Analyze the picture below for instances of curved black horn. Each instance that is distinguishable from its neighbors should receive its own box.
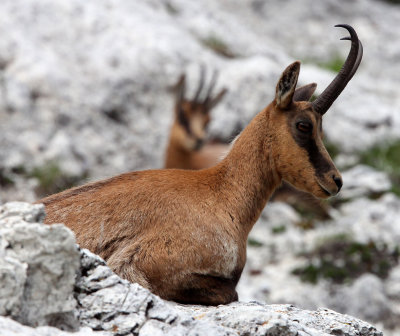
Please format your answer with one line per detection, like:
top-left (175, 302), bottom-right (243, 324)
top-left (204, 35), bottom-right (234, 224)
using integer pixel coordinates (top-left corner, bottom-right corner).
top-left (340, 37), bottom-right (363, 85)
top-left (312, 24), bottom-right (362, 115)
top-left (193, 65), bottom-right (206, 103)
top-left (203, 70), bottom-right (218, 105)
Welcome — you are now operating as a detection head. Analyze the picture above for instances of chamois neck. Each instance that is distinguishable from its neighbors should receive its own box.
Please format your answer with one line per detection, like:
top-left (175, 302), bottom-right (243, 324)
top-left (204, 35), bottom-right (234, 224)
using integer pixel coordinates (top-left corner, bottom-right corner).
top-left (165, 125), bottom-right (191, 169)
top-left (213, 107), bottom-right (282, 234)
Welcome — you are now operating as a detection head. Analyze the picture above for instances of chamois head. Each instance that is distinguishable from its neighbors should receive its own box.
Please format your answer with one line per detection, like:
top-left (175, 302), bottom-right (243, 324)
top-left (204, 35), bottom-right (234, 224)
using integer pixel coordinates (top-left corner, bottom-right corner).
top-left (268, 24), bottom-right (363, 198)
top-left (173, 68), bottom-right (227, 151)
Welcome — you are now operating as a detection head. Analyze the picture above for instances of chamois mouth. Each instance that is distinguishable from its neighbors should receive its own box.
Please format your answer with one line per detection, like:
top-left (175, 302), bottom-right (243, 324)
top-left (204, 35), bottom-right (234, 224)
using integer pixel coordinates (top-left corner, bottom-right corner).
top-left (317, 181), bottom-right (333, 197)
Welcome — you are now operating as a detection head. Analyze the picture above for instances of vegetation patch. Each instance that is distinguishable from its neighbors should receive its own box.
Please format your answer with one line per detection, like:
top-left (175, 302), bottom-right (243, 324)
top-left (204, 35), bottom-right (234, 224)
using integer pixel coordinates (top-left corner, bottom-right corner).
top-left (292, 235), bottom-right (399, 284)
top-left (248, 238), bottom-right (263, 247)
top-left (324, 140), bottom-right (340, 160)
top-left (200, 35), bottom-right (237, 58)
top-left (359, 140), bottom-right (400, 197)
top-left (29, 161), bottom-right (87, 197)
top-left (0, 168), bottom-right (14, 187)
top-left (317, 54), bottom-right (345, 73)
top-left (271, 225), bottom-right (286, 234)
top-left (295, 218), bottom-right (315, 230)
top-left (165, 2), bottom-right (179, 15)
top-left (381, 0), bottom-right (400, 4)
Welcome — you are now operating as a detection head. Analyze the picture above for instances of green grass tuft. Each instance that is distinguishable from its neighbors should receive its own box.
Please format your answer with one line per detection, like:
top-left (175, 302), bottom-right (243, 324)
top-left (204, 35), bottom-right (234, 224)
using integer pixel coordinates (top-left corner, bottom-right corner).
top-left (248, 238), bottom-right (264, 247)
top-left (358, 140), bottom-right (400, 196)
top-left (317, 55), bottom-right (345, 73)
top-left (0, 169), bottom-right (14, 187)
top-left (324, 140), bottom-right (340, 160)
top-left (292, 235), bottom-right (399, 284)
top-left (271, 225), bottom-right (286, 234)
top-left (29, 161), bottom-right (87, 197)
top-left (200, 35), bottom-right (236, 58)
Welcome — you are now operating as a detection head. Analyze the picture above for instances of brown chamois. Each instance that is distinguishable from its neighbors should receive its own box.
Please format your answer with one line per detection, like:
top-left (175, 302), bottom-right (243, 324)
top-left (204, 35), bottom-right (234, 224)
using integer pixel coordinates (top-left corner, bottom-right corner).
top-left (37, 25), bottom-right (362, 305)
top-left (165, 68), bottom-right (228, 169)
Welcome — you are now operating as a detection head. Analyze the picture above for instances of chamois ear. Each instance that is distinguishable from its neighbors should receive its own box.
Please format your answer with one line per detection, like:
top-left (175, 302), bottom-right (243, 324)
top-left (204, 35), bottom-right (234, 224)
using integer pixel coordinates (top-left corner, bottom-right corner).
top-left (293, 83), bottom-right (317, 102)
top-left (208, 88), bottom-right (228, 109)
top-left (275, 61), bottom-right (300, 109)
top-left (174, 74), bottom-right (186, 106)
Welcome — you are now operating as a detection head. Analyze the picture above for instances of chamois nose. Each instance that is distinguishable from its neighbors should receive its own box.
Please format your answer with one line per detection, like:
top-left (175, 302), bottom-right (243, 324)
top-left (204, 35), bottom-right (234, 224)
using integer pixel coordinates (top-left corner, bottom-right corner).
top-left (332, 175), bottom-right (343, 192)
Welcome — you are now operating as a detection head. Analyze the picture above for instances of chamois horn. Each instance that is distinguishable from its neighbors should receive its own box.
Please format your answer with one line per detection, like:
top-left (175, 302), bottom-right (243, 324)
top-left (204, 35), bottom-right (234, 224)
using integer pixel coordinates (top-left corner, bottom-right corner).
top-left (341, 36), bottom-right (363, 85)
top-left (193, 65), bottom-right (206, 103)
top-left (203, 70), bottom-right (218, 106)
top-left (312, 24), bottom-right (362, 115)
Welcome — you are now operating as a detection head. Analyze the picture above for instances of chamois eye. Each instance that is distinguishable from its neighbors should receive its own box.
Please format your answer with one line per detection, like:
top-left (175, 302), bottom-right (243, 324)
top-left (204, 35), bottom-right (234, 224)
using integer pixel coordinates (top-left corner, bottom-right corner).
top-left (296, 121), bottom-right (312, 133)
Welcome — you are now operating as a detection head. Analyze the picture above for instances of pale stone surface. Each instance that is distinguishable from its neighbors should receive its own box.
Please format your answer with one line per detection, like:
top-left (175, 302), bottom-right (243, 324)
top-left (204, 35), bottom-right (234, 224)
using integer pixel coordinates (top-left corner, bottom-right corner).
top-left (75, 247), bottom-right (382, 336)
top-left (0, 202), bottom-right (80, 330)
top-left (339, 165), bottom-right (392, 200)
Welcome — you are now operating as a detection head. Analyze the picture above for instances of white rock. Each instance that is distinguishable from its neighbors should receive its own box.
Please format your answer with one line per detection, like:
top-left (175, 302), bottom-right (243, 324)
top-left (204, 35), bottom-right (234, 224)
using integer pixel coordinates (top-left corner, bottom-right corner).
top-left (0, 202), bottom-right (80, 330)
top-left (328, 274), bottom-right (391, 322)
top-left (0, 316), bottom-right (107, 336)
top-left (339, 165), bottom-right (392, 200)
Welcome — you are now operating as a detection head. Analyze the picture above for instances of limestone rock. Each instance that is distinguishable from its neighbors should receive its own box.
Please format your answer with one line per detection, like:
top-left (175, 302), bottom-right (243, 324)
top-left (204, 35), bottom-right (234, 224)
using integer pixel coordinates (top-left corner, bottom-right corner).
top-left (76, 247), bottom-right (382, 336)
top-left (339, 165), bottom-right (392, 200)
top-left (0, 202), bottom-right (80, 330)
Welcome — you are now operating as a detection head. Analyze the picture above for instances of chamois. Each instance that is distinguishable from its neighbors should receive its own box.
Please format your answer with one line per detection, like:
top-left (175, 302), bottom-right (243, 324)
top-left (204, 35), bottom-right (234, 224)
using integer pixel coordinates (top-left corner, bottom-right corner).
top-left (165, 68), bottom-right (228, 170)
top-left (37, 25), bottom-right (362, 305)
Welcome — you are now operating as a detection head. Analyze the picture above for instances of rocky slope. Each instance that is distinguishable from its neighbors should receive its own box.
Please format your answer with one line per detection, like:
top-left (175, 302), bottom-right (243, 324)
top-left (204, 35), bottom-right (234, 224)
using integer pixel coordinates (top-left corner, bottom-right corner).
top-left (0, 0), bottom-right (400, 335)
top-left (0, 202), bottom-right (383, 335)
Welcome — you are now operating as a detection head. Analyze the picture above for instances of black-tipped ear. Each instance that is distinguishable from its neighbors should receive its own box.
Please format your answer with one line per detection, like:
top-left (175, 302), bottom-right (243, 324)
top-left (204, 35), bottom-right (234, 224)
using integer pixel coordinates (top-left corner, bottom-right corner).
top-left (175, 74), bottom-right (186, 106)
top-left (293, 83), bottom-right (317, 102)
top-left (275, 61), bottom-right (300, 109)
top-left (208, 88), bottom-right (228, 109)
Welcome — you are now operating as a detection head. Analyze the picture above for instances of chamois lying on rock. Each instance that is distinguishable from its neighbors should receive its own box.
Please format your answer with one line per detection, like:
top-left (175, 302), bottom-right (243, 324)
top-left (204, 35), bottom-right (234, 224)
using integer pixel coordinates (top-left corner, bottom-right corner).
top-left (37, 24), bottom-right (362, 305)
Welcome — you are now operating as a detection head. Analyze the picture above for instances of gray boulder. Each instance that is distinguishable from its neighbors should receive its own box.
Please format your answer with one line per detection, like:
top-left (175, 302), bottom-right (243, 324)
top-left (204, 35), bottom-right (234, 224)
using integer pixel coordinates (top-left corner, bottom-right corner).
top-left (339, 165), bottom-right (392, 200)
top-left (0, 202), bottom-right (80, 330)
top-left (76, 247), bottom-right (383, 336)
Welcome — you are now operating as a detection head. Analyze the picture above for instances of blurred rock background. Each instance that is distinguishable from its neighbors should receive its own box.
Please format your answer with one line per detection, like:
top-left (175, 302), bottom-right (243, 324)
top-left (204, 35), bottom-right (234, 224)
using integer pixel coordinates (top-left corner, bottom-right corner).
top-left (0, 0), bottom-right (399, 334)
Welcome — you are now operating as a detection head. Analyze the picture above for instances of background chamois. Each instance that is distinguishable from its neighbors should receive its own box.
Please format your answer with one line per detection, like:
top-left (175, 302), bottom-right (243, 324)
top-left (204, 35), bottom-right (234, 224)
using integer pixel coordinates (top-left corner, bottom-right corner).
top-left (164, 68), bottom-right (229, 170)
top-left (37, 25), bottom-right (362, 305)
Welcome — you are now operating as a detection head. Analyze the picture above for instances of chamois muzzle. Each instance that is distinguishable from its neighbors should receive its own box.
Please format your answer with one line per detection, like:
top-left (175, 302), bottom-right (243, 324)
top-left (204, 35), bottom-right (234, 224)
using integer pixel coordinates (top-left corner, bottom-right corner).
top-left (312, 24), bottom-right (363, 115)
top-left (332, 174), bottom-right (343, 192)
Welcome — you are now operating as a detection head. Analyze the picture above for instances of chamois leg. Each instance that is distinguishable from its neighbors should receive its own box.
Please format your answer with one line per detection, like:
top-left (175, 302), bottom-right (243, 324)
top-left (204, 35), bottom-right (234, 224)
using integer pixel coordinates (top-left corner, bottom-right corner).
top-left (171, 273), bottom-right (239, 305)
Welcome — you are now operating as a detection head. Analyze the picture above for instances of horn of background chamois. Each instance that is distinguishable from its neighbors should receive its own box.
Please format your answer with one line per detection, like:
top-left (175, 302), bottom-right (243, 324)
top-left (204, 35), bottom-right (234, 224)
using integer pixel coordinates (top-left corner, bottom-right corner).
top-left (203, 70), bottom-right (218, 106)
top-left (175, 74), bottom-right (186, 105)
top-left (193, 65), bottom-right (206, 103)
top-left (312, 24), bottom-right (362, 115)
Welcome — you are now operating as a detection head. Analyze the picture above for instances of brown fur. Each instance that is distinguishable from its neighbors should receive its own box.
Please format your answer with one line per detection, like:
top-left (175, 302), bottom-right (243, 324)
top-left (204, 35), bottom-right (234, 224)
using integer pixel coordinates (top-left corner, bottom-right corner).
top-left (37, 61), bottom-right (342, 305)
